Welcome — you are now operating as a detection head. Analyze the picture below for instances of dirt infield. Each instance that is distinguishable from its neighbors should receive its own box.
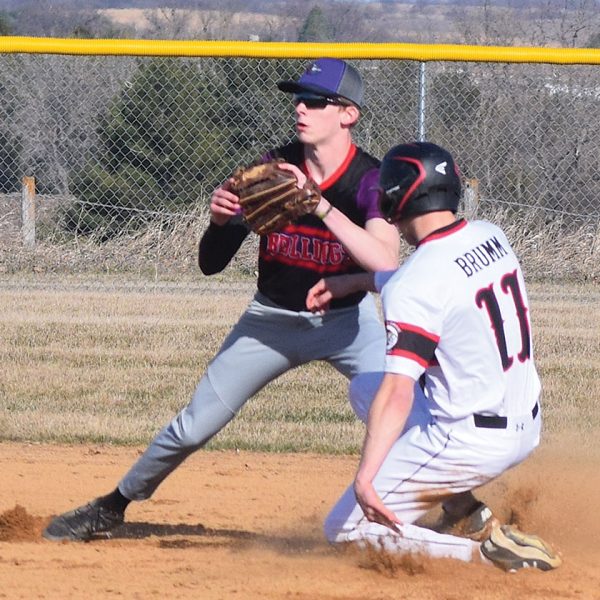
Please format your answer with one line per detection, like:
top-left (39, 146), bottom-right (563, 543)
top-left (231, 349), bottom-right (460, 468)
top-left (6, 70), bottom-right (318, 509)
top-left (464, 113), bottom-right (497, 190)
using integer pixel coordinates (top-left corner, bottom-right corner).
top-left (1, 436), bottom-right (599, 600)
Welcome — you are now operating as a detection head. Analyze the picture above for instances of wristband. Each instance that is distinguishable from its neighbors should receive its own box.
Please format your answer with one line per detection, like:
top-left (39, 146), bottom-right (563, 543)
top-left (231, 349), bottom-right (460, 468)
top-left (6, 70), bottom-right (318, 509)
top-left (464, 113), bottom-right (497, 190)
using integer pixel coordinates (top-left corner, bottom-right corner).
top-left (316, 203), bottom-right (334, 220)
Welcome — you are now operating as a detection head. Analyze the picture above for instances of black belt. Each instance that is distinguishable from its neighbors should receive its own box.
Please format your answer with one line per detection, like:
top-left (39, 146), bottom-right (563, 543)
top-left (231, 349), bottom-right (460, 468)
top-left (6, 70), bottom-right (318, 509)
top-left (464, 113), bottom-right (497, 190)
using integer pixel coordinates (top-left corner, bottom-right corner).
top-left (473, 402), bottom-right (539, 429)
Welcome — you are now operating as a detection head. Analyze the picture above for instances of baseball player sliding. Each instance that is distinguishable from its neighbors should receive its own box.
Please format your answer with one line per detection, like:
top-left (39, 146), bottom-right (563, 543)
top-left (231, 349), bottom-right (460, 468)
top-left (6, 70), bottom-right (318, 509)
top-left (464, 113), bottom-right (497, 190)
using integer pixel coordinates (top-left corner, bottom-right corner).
top-left (307, 142), bottom-right (561, 572)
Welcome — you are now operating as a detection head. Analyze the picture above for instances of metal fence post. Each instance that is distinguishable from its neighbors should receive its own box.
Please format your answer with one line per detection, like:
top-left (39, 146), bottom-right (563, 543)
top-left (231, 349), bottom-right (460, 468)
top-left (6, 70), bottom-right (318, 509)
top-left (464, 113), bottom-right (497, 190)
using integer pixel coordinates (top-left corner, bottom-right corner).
top-left (21, 176), bottom-right (36, 248)
top-left (418, 62), bottom-right (426, 142)
top-left (463, 178), bottom-right (480, 219)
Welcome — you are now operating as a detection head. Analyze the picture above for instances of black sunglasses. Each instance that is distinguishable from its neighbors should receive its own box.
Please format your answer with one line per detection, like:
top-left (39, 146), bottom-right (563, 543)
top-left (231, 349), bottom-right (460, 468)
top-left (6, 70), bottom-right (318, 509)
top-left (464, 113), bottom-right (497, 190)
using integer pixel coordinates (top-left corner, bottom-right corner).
top-left (292, 94), bottom-right (345, 109)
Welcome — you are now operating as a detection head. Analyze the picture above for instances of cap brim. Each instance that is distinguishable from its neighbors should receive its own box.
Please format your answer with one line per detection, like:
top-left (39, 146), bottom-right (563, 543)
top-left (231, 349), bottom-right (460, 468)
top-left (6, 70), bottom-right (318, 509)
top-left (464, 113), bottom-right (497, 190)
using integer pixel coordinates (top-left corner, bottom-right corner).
top-left (277, 80), bottom-right (359, 107)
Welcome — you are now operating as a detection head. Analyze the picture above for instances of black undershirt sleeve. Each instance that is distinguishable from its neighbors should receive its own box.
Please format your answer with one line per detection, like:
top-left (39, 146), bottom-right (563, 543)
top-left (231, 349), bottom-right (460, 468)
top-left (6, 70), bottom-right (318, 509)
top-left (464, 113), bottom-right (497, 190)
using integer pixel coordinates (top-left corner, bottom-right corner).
top-left (198, 216), bottom-right (251, 275)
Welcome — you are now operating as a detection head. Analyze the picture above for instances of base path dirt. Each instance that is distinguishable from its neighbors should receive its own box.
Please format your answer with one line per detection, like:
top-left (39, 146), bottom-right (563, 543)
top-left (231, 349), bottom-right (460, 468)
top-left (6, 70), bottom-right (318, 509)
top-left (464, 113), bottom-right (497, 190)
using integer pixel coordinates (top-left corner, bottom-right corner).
top-left (1, 436), bottom-right (599, 600)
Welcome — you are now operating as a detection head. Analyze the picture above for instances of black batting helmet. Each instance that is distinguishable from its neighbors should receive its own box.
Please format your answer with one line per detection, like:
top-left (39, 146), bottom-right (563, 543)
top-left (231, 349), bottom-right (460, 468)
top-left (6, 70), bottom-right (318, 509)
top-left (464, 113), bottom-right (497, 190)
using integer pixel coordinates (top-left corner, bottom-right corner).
top-left (378, 142), bottom-right (461, 224)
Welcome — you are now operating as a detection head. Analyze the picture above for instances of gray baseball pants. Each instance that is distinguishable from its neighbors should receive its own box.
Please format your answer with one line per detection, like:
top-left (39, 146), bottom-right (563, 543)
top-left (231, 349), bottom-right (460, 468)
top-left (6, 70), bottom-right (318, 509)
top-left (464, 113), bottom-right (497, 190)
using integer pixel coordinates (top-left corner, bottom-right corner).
top-left (119, 292), bottom-right (385, 500)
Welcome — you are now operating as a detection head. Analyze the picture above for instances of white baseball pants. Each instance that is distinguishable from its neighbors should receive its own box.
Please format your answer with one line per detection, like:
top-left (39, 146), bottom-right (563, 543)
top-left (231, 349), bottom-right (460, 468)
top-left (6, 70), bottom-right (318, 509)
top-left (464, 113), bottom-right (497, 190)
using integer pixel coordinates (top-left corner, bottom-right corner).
top-left (325, 396), bottom-right (541, 562)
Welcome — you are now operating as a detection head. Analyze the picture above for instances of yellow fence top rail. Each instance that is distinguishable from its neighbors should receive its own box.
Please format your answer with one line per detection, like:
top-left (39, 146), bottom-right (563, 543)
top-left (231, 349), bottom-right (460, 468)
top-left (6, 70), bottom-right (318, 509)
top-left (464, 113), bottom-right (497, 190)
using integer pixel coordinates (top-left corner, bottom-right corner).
top-left (0, 37), bottom-right (599, 65)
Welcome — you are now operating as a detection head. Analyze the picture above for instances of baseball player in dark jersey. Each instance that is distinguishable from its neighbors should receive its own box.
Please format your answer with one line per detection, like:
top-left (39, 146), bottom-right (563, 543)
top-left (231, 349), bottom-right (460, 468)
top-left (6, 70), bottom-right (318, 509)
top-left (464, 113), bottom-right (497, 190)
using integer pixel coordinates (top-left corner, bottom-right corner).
top-left (43, 58), bottom-right (410, 541)
top-left (307, 142), bottom-right (561, 572)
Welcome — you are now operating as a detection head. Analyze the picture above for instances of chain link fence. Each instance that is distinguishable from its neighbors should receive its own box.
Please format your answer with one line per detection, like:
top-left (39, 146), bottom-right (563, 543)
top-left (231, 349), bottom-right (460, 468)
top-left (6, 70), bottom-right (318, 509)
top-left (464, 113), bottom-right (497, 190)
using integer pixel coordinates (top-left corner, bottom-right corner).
top-left (0, 51), bottom-right (599, 288)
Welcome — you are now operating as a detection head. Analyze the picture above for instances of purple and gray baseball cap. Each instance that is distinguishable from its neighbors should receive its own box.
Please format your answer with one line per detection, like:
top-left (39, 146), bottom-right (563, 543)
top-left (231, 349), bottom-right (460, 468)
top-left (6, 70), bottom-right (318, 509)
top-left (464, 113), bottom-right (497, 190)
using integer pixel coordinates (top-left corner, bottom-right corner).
top-left (277, 58), bottom-right (364, 109)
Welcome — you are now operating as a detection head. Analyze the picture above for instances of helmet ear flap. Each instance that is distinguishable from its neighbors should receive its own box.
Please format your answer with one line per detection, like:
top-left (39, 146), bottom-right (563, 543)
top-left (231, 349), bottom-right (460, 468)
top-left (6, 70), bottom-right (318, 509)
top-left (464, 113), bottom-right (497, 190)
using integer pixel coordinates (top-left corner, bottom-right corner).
top-left (378, 156), bottom-right (423, 224)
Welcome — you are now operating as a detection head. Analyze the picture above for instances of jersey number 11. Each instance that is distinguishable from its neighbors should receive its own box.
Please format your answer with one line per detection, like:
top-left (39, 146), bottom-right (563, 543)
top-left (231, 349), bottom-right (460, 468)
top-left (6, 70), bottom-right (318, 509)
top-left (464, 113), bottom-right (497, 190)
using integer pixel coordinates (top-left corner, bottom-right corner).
top-left (475, 270), bottom-right (531, 372)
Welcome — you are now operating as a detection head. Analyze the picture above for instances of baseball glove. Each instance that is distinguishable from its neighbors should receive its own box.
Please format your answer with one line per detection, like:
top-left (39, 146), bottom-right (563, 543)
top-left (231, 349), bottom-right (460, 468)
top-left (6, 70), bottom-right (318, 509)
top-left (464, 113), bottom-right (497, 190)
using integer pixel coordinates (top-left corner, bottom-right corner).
top-left (229, 159), bottom-right (321, 235)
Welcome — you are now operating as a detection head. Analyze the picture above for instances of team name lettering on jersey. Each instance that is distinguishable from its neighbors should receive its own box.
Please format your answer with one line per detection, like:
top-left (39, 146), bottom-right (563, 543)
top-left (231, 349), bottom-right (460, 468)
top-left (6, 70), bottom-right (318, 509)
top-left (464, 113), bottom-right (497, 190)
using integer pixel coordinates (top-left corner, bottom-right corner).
top-left (453, 236), bottom-right (508, 278)
top-left (266, 231), bottom-right (346, 266)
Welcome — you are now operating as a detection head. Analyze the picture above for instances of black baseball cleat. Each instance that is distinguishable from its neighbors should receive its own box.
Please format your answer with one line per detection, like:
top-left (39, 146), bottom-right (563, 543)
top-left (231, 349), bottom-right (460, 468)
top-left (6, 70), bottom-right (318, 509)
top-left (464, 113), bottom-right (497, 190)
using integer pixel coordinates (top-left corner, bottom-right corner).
top-left (43, 498), bottom-right (125, 542)
top-left (481, 522), bottom-right (562, 572)
top-left (433, 501), bottom-right (497, 542)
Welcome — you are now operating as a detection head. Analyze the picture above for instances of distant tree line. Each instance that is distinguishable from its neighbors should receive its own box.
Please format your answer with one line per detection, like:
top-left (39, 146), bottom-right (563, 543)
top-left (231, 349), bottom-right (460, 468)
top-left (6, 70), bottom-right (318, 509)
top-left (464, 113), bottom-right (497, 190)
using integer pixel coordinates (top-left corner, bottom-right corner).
top-left (1, 1), bottom-right (599, 47)
top-left (1, 50), bottom-right (597, 239)
top-left (0, 1), bottom-right (598, 239)
top-left (63, 57), bottom-right (295, 236)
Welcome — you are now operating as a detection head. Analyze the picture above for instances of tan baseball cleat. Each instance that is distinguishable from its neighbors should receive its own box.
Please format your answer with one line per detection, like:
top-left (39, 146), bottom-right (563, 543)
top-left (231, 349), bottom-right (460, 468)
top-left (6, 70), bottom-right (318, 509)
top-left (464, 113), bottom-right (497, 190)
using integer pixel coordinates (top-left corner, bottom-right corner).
top-left (481, 522), bottom-right (562, 572)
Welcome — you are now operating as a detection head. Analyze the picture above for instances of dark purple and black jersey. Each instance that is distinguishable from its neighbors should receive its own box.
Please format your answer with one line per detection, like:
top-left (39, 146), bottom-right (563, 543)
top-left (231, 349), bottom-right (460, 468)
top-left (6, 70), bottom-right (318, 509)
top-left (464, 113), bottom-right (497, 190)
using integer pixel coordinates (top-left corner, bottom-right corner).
top-left (199, 141), bottom-right (382, 312)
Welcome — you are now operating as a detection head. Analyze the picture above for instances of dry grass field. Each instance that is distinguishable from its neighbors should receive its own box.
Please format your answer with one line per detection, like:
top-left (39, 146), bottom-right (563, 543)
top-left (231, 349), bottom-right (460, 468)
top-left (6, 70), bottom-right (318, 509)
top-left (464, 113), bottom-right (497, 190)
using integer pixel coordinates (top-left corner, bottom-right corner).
top-left (0, 282), bottom-right (361, 452)
top-left (1, 281), bottom-right (598, 449)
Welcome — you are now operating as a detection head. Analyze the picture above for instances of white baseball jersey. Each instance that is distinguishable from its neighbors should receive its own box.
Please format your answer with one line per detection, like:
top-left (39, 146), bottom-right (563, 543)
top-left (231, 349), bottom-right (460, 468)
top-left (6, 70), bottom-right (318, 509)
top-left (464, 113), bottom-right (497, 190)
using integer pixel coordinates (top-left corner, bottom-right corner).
top-left (375, 218), bottom-right (540, 421)
top-left (326, 219), bottom-right (542, 563)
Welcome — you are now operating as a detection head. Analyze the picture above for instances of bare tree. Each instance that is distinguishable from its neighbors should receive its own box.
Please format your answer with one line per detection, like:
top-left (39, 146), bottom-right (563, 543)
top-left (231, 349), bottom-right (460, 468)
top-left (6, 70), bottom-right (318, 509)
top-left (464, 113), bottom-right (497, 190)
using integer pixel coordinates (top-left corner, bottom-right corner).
top-left (144, 8), bottom-right (192, 40)
top-left (1, 54), bottom-right (135, 194)
top-left (449, 0), bottom-right (600, 46)
top-left (322, 1), bottom-right (380, 42)
top-left (546, 0), bottom-right (600, 47)
top-left (8, 0), bottom-right (122, 37)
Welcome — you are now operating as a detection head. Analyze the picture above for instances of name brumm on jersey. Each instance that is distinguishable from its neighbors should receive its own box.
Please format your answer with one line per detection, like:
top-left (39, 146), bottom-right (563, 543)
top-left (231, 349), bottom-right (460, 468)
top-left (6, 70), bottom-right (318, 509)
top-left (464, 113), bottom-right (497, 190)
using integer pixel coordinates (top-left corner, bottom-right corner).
top-left (454, 236), bottom-right (508, 277)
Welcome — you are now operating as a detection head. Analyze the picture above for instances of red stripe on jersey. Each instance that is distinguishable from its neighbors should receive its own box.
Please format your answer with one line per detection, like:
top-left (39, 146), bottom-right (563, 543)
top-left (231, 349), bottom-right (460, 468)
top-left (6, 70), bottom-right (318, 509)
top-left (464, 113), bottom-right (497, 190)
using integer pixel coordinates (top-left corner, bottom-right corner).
top-left (387, 348), bottom-right (430, 368)
top-left (305, 144), bottom-right (357, 191)
top-left (386, 320), bottom-right (438, 367)
top-left (396, 322), bottom-right (440, 344)
top-left (418, 219), bottom-right (467, 247)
